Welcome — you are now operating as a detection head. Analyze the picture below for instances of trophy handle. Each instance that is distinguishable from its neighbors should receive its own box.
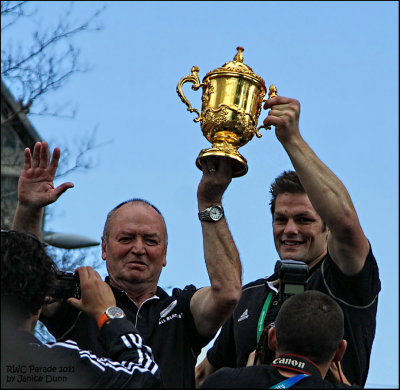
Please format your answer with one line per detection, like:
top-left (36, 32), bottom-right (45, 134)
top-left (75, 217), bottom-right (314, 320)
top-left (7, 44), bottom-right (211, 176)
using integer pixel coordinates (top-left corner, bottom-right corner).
top-left (255, 85), bottom-right (278, 138)
top-left (176, 66), bottom-right (203, 123)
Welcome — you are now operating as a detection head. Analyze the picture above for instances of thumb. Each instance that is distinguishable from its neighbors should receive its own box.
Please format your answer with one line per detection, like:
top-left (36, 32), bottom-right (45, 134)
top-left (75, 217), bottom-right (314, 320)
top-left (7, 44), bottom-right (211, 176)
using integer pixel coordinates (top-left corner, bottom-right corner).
top-left (67, 297), bottom-right (81, 310)
top-left (53, 182), bottom-right (74, 199)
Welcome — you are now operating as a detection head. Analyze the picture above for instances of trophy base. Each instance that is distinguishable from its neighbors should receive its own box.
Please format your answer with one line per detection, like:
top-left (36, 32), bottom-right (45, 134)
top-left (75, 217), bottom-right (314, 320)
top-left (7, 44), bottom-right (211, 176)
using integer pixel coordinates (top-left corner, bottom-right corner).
top-left (196, 148), bottom-right (248, 178)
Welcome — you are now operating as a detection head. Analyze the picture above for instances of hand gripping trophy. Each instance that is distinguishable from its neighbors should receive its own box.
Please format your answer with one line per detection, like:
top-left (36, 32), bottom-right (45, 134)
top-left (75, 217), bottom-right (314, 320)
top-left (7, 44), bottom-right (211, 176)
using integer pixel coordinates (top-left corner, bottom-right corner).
top-left (177, 46), bottom-right (277, 177)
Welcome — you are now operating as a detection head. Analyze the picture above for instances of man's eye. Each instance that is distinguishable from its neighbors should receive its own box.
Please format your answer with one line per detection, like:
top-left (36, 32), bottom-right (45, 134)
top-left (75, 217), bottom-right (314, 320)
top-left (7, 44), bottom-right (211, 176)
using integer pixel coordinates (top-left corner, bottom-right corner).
top-left (145, 239), bottom-right (158, 245)
top-left (119, 237), bottom-right (131, 242)
top-left (299, 218), bottom-right (313, 223)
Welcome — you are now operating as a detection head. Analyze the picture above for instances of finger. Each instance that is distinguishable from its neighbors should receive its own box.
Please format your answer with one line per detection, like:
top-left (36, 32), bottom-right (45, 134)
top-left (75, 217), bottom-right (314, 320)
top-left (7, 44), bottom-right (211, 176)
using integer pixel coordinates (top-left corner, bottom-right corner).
top-left (199, 156), bottom-right (210, 173)
top-left (39, 141), bottom-right (49, 169)
top-left (75, 266), bottom-right (89, 283)
top-left (86, 267), bottom-right (99, 281)
top-left (263, 116), bottom-right (281, 128)
top-left (91, 268), bottom-right (102, 280)
top-left (23, 148), bottom-right (32, 170)
top-left (66, 297), bottom-right (82, 310)
top-left (267, 102), bottom-right (294, 111)
top-left (32, 142), bottom-right (41, 168)
top-left (49, 147), bottom-right (61, 176)
top-left (200, 155), bottom-right (218, 174)
top-left (218, 157), bottom-right (233, 178)
top-left (263, 96), bottom-right (293, 109)
top-left (268, 109), bottom-right (287, 117)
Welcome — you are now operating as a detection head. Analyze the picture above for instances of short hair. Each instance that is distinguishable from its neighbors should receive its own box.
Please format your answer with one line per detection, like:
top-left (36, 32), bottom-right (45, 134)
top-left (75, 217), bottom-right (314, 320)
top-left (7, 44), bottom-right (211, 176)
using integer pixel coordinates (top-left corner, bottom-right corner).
top-left (102, 198), bottom-right (168, 246)
top-left (269, 170), bottom-right (326, 231)
top-left (274, 290), bottom-right (344, 364)
top-left (1, 230), bottom-right (57, 325)
top-left (269, 170), bottom-right (306, 215)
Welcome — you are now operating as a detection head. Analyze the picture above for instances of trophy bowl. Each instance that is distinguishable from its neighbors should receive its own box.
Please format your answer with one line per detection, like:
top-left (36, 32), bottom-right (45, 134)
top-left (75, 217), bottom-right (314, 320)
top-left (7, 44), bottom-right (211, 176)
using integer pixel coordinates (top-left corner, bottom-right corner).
top-left (177, 46), bottom-right (276, 177)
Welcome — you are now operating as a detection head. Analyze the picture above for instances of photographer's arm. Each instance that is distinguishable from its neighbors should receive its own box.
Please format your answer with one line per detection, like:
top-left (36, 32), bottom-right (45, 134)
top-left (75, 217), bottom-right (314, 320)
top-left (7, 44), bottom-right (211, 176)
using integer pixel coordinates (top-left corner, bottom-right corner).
top-left (42, 265), bottom-right (115, 328)
top-left (12, 142), bottom-right (74, 238)
top-left (66, 267), bottom-right (161, 387)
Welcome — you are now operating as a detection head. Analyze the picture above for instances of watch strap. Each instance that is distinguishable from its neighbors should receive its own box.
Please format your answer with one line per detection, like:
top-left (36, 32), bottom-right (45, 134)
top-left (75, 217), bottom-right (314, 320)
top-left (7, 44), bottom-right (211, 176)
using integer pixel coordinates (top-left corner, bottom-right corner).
top-left (97, 312), bottom-right (109, 329)
top-left (97, 307), bottom-right (125, 329)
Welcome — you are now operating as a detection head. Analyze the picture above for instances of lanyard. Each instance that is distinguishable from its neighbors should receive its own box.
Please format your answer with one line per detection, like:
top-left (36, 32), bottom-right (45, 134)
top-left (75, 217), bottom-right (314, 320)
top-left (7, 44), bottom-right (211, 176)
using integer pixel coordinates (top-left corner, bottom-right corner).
top-left (257, 291), bottom-right (274, 343)
top-left (269, 374), bottom-right (310, 389)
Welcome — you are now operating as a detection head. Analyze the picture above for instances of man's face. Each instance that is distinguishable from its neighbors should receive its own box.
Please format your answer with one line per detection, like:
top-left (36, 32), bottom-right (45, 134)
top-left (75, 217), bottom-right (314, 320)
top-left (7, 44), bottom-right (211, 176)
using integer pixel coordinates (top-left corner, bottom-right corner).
top-left (273, 192), bottom-right (328, 267)
top-left (102, 203), bottom-right (167, 288)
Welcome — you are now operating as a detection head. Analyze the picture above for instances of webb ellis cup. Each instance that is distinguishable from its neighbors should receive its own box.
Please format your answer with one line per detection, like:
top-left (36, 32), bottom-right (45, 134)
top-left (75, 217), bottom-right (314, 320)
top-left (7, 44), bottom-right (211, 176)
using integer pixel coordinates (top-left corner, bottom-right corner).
top-left (177, 46), bottom-right (277, 177)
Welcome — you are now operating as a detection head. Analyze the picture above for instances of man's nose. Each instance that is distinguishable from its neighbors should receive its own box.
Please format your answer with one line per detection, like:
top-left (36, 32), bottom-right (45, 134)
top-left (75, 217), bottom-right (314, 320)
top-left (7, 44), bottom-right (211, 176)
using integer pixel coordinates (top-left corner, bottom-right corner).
top-left (130, 238), bottom-right (146, 255)
top-left (283, 218), bottom-right (298, 234)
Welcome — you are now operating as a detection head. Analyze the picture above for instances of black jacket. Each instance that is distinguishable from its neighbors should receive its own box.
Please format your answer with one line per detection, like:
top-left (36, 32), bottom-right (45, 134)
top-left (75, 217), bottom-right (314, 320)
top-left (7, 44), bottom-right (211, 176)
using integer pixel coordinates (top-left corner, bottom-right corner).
top-left (201, 353), bottom-right (360, 389)
top-left (1, 318), bottom-right (160, 388)
top-left (42, 284), bottom-right (214, 388)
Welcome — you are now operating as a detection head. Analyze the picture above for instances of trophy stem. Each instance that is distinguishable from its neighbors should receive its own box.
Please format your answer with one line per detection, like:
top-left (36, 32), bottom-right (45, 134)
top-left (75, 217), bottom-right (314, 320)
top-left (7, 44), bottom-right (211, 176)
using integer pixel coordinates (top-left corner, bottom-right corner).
top-left (196, 130), bottom-right (248, 178)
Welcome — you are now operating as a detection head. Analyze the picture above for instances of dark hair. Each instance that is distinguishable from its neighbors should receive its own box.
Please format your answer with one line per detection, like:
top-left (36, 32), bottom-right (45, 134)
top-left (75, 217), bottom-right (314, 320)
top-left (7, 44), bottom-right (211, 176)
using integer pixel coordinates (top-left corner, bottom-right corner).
top-left (274, 290), bottom-right (344, 364)
top-left (102, 198), bottom-right (168, 246)
top-left (269, 170), bottom-right (305, 215)
top-left (1, 230), bottom-right (57, 325)
top-left (269, 170), bottom-right (326, 231)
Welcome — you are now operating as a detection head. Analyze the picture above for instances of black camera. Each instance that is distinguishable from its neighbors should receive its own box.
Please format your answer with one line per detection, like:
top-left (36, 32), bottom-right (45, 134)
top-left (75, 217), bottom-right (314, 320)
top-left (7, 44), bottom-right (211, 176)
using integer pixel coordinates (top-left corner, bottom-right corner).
top-left (275, 259), bottom-right (309, 303)
top-left (53, 271), bottom-right (81, 299)
top-left (255, 260), bottom-right (309, 365)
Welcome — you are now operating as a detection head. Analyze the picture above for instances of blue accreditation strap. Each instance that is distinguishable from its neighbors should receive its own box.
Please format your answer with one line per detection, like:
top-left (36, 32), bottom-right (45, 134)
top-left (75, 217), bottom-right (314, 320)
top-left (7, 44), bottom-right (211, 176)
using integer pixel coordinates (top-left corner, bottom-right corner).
top-left (269, 373), bottom-right (310, 389)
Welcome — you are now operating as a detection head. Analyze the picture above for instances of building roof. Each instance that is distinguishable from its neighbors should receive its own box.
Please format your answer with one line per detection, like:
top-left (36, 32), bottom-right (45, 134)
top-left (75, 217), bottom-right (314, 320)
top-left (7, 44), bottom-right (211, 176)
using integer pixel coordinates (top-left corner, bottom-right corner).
top-left (1, 79), bottom-right (41, 147)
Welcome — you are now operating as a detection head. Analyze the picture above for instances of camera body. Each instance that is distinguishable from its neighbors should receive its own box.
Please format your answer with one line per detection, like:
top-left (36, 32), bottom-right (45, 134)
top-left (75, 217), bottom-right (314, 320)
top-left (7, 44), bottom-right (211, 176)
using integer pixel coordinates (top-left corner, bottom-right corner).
top-left (256, 259), bottom-right (309, 365)
top-left (275, 259), bottom-right (309, 303)
top-left (54, 271), bottom-right (81, 299)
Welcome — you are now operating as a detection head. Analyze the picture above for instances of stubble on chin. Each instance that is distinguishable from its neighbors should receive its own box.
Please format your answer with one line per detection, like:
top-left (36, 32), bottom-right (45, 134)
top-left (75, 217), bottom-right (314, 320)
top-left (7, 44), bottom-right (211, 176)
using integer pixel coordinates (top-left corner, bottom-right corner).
top-left (277, 247), bottom-right (306, 262)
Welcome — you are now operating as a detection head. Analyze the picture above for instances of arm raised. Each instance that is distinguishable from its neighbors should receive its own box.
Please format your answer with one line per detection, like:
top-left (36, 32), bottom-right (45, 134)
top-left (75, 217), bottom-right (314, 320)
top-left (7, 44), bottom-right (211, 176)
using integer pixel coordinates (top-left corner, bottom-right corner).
top-left (263, 96), bottom-right (369, 275)
top-left (12, 141), bottom-right (74, 238)
top-left (190, 156), bottom-right (242, 338)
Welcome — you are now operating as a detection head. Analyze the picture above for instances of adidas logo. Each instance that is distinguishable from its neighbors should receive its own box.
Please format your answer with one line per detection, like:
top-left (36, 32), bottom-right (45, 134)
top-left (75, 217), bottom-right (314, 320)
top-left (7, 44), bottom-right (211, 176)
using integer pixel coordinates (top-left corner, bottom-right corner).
top-left (238, 309), bottom-right (249, 322)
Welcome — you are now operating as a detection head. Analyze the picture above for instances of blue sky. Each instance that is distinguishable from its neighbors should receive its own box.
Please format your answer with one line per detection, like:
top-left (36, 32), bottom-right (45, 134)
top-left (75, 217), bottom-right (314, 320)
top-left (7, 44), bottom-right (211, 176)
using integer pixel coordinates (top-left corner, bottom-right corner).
top-left (3, 1), bottom-right (398, 387)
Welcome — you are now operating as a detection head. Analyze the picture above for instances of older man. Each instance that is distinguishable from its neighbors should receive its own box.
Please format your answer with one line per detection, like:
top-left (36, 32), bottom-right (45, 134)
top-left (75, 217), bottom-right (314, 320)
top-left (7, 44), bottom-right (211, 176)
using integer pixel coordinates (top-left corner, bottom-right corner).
top-left (12, 141), bottom-right (242, 388)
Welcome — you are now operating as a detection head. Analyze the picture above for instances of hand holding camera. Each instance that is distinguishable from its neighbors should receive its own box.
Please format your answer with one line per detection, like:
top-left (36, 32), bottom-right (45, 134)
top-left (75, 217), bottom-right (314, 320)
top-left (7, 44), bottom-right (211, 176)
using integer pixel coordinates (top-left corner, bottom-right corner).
top-left (62, 267), bottom-right (116, 321)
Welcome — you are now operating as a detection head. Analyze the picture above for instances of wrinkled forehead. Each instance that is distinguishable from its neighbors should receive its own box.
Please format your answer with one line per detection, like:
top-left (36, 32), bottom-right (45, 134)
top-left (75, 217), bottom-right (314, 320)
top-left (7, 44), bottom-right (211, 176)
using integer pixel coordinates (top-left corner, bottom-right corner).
top-left (109, 202), bottom-right (166, 233)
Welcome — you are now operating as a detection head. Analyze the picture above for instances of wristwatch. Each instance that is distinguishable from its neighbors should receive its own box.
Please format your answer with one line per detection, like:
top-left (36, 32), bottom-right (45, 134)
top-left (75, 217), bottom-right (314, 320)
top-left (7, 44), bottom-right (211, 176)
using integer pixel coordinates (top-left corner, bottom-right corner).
top-left (97, 306), bottom-right (126, 329)
top-left (198, 205), bottom-right (224, 222)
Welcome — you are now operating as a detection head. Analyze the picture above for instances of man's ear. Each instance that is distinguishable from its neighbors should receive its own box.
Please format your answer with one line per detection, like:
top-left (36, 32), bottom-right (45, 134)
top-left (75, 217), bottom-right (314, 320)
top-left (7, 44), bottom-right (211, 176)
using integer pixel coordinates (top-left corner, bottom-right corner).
top-left (333, 339), bottom-right (347, 362)
top-left (101, 237), bottom-right (107, 261)
top-left (26, 308), bottom-right (41, 332)
top-left (267, 326), bottom-right (277, 352)
top-left (162, 245), bottom-right (167, 267)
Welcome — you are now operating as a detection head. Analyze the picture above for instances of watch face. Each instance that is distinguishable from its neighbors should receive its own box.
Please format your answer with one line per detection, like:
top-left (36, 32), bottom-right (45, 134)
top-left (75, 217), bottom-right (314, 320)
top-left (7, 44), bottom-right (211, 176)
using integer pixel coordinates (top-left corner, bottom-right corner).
top-left (210, 206), bottom-right (222, 221)
top-left (106, 306), bottom-right (124, 318)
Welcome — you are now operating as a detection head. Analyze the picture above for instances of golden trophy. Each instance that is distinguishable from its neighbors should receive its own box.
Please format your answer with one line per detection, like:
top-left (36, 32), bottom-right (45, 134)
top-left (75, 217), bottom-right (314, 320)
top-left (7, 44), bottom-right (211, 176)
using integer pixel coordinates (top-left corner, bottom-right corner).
top-left (177, 46), bottom-right (277, 177)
